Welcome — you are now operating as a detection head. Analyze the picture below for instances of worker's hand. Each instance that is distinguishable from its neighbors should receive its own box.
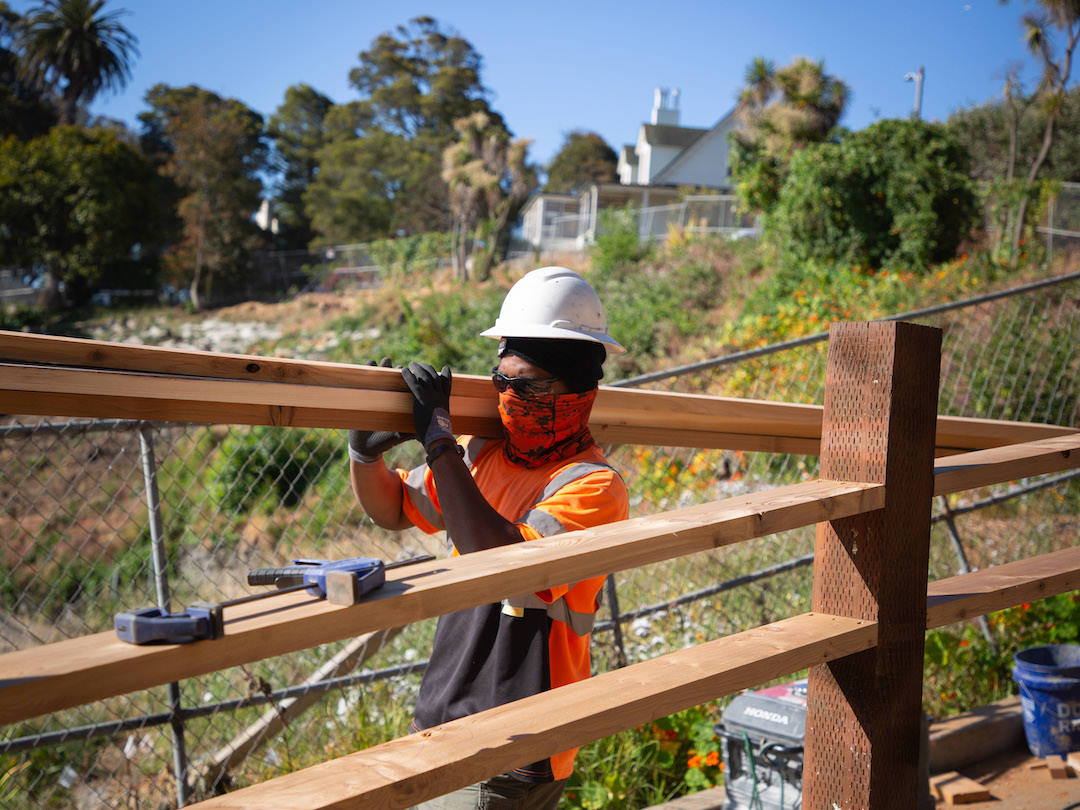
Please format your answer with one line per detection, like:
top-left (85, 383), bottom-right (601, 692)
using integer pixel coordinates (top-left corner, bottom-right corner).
top-left (401, 361), bottom-right (454, 451)
top-left (348, 358), bottom-right (412, 463)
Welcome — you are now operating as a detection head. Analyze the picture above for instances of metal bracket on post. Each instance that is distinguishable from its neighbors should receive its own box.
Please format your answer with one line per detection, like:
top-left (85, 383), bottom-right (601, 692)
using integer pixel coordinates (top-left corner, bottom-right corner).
top-left (139, 422), bottom-right (190, 807)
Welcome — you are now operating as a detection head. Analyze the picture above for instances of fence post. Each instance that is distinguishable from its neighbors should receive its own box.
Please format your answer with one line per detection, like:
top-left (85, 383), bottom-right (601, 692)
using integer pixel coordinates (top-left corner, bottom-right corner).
top-left (138, 423), bottom-right (191, 807)
top-left (603, 574), bottom-right (628, 668)
top-left (937, 495), bottom-right (997, 652)
top-left (802, 321), bottom-right (941, 810)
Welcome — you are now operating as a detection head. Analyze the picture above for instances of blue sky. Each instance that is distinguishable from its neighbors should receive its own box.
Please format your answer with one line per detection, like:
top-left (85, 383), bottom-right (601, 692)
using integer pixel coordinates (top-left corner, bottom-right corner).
top-left (8, 0), bottom-right (1050, 166)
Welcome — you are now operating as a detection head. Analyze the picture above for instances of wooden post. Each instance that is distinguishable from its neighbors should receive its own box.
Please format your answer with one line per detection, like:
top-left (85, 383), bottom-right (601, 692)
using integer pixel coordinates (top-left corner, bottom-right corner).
top-left (803, 321), bottom-right (941, 810)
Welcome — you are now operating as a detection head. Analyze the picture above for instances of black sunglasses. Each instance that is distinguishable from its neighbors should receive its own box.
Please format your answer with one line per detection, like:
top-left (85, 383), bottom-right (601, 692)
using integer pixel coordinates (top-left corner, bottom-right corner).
top-left (491, 367), bottom-right (559, 396)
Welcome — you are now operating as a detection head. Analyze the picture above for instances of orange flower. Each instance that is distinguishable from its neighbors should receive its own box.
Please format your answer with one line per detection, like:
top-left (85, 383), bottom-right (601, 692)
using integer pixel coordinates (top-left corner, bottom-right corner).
top-left (706, 750), bottom-right (720, 767)
top-left (688, 755), bottom-right (703, 769)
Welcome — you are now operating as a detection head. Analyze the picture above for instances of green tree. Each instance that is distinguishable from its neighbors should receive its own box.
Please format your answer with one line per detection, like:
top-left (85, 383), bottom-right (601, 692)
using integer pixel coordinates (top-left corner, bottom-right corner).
top-left (304, 103), bottom-right (399, 244)
top-left (268, 83), bottom-right (333, 249)
top-left (139, 84), bottom-right (267, 310)
top-left (946, 82), bottom-right (1080, 255)
top-left (0, 2), bottom-right (55, 138)
top-left (765, 119), bottom-right (978, 271)
top-left (15, 0), bottom-right (137, 126)
top-left (308, 16), bottom-right (503, 242)
top-left (543, 131), bottom-right (617, 193)
top-left (442, 111), bottom-right (534, 281)
top-left (0, 126), bottom-right (164, 308)
top-left (730, 56), bottom-right (849, 213)
top-left (1008, 0), bottom-right (1079, 258)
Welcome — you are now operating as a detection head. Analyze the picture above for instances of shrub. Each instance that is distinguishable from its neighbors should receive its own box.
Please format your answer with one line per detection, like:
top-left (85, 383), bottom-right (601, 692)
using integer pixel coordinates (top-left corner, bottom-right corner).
top-left (206, 426), bottom-right (337, 513)
top-left (765, 119), bottom-right (979, 272)
top-left (924, 592), bottom-right (1080, 719)
top-left (590, 204), bottom-right (652, 276)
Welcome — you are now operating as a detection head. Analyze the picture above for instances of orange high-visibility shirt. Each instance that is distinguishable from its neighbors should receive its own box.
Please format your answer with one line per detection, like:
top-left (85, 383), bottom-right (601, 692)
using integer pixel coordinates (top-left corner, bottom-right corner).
top-left (398, 435), bottom-right (628, 781)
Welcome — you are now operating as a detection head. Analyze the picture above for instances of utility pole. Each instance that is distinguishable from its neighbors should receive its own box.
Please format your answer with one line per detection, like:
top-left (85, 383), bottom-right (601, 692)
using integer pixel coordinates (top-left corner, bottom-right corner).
top-left (905, 66), bottom-right (924, 120)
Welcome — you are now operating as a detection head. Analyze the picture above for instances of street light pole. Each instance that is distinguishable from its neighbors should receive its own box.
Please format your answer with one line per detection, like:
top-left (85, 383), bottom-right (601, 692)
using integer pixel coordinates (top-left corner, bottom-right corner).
top-left (905, 66), bottom-right (924, 120)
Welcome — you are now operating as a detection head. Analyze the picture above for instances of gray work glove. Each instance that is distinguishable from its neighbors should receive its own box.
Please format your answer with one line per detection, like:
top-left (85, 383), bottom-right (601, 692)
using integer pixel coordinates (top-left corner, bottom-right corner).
top-left (347, 358), bottom-right (413, 463)
top-left (401, 361), bottom-right (454, 451)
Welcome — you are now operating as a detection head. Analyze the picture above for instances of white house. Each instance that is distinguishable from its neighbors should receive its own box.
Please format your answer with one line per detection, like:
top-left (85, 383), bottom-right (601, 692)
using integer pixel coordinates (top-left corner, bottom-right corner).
top-left (520, 88), bottom-right (744, 254)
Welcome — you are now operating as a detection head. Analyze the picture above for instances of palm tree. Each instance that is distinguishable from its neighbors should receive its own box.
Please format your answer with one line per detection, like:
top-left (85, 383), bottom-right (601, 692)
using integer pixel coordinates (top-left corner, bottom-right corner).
top-left (16, 0), bottom-right (137, 125)
top-left (737, 56), bottom-right (777, 116)
top-left (732, 55), bottom-right (848, 212)
top-left (442, 111), bottom-right (534, 282)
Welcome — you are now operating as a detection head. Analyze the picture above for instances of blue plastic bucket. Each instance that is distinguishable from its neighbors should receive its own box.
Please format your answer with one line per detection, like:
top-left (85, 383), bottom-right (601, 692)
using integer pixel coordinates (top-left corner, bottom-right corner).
top-left (1012, 644), bottom-right (1080, 757)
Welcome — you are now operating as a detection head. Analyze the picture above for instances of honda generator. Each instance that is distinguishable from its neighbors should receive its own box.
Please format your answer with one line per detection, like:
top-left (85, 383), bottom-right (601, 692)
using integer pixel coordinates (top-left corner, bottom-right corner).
top-left (715, 680), bottom-right (807, 810)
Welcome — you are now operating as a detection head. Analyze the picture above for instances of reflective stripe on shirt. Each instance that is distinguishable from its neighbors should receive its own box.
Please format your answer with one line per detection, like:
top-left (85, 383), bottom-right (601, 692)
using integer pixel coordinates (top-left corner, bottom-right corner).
top-left (502, 460), bottom-right (617, 637)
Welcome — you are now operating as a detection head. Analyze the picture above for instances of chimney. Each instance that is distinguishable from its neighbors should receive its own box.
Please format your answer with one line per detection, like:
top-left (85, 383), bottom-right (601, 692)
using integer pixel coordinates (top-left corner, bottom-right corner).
top-left (650, 86), bottom-right (679, 126)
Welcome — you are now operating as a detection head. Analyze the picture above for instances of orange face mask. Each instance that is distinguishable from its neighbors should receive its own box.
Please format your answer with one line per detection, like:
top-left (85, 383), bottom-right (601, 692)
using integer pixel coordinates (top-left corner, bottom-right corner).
top-left (497, 389), bottom-right (597, 468)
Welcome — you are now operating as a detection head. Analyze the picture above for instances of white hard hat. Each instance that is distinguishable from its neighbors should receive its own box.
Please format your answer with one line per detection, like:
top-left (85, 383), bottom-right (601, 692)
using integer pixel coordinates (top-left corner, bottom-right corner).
top-left (480, 266), bottom-right (625, 353)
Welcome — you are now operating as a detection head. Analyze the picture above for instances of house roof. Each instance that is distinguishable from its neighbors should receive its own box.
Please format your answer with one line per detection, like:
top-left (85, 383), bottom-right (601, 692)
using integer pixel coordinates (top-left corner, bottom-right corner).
top-left (620, 145), bottom-right (638, 167)
top-left (642, 124), bottom-right (708, 149)
top-left (652, 108), bottom-right (739, 186)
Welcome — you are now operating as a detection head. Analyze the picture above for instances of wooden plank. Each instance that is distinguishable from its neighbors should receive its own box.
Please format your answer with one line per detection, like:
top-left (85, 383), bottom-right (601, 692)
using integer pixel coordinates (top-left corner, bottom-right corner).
top-left (0, 329), bottom-right (419, 392)
top-left (185, 613), bottom-right (877, 810)
top-left (933, 414), bottom-right (1076, 454)
top-left (1, 330), bottom-right (1073, 452)
top-left (928, 771), bottom-right (992, 804)
top-left (3, 361), bottom-right (1071, 454)
top-left (0, 362), bottom-right (824, 453)
top-left (804, 321), bottom-right (942, 810)
top-left (926, 545), bottom-right (1080, 629)
top-left (934, 433), bottom-right (1080, 495)
top-left (1047, 755), bottom-right (1073, 779)
top-left (0, 478), bottom-right (883, 726)
top-left (1067, 751), bottom-right (1080, 774)
top-left (928, 696), bottom-right (1024, 774)
top-left (0, 388), bottom-right (823, 454)
top-left (0, 330), bottom-right (826, 440)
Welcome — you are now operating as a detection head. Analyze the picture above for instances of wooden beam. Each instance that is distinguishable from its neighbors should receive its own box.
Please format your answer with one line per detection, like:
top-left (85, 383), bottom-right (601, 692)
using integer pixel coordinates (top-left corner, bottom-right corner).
top-left (0, 478), bottom-right (883, 726)
top-left (185, 613), bottom-right (877, 810)
top-left (928, 772), bottom-right (992, 804)
top-left (0, 387), bottom-right (823, 454)
top-left (934, 433), bottom-right (1080, 495)
top-left (1, 331), bottom-right (1073, 452)
top-left (805, 321), bottom-right (942, 810)
top-left (0, 361), bottom-right (824, 453)
top-left (179, 547), bottom-right (1080, 810)
top-left (926, 545), bottom-right (1080, 630)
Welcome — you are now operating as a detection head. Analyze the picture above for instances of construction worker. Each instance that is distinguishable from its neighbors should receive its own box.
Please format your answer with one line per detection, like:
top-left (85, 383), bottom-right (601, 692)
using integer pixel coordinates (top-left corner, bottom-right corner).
top-left (348, 266), bottom-right (629, 810)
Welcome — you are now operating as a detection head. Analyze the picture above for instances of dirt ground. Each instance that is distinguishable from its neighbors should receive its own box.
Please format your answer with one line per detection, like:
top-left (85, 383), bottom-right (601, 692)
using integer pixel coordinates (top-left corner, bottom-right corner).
top-left (940, 746), bottom-right (1080, 809)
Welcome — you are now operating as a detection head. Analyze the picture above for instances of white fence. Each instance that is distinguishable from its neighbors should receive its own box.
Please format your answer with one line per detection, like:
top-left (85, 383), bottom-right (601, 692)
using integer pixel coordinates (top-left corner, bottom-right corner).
top-left (1042, 181), bottom-right (1080, 264)
top-left (526, 195), bottom-right (756, 259)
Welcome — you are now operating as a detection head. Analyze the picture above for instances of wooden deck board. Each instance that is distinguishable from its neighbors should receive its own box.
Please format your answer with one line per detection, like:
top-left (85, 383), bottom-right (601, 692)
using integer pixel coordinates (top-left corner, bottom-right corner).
top-left (186, 613), bottom-right (877, 810)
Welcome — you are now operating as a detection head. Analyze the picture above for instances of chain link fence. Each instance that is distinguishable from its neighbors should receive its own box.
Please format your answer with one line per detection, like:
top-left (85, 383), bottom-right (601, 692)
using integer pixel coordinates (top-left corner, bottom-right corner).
top-left (2, 271), bottom-right (1079, 808)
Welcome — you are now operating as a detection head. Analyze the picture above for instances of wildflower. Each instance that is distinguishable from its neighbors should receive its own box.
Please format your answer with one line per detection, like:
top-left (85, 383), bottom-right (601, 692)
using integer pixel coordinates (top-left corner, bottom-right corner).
top-left (688, 754), bottom-right (703, 769)
top-left (706, 750), bottom-right (720, 767)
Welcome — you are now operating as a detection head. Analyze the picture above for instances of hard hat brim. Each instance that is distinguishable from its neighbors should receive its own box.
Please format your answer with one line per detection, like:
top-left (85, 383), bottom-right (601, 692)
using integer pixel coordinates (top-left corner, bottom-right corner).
top-left (480, 323), bottom-right (625, 353)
